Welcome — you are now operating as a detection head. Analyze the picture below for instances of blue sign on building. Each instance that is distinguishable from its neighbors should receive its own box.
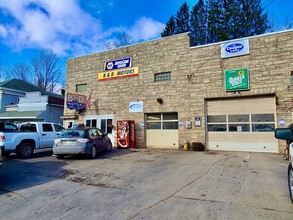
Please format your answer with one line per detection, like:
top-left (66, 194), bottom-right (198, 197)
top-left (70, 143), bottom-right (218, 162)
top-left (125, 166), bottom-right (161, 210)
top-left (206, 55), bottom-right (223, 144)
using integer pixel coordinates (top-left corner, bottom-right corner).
top-left (221, 39), bottom-right (250, 58)
top-left (104, 57), bottom-right (132, 71)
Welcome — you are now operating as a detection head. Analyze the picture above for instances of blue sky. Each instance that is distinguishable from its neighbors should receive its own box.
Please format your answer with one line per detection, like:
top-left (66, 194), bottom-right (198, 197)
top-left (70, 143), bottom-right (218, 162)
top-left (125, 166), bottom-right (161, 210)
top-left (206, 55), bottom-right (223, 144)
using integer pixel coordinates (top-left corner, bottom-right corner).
top-left (0, 0), bottom-right (292, 85)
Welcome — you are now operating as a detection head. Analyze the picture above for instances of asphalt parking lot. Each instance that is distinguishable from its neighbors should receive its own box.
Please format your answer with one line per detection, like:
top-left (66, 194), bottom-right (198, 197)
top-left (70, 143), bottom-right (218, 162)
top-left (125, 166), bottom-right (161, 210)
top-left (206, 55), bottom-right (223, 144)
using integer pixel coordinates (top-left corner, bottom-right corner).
top-left (0, 148), bottom-right (292, 220)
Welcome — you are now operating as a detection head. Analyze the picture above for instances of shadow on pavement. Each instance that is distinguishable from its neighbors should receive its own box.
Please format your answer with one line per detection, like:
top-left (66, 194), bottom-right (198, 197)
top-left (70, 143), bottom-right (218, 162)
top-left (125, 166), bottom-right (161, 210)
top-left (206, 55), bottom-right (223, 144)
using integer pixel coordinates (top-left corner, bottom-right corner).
top-left (0, 152), bottom-right (67, 196)
top-left (56, 147), bottom-right (138, 160)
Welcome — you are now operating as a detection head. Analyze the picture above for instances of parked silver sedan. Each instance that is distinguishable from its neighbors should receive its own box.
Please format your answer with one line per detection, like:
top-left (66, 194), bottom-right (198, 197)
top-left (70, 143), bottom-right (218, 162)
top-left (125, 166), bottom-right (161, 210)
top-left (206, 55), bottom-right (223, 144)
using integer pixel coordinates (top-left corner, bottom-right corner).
top-left (53, 127), bottom-right (112, 159)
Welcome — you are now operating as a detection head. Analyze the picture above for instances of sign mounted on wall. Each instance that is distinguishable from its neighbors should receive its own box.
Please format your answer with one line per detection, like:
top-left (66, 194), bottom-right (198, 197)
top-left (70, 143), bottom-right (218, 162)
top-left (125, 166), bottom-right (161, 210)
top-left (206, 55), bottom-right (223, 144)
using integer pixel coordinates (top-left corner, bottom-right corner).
top-left (104, 57), bottom-right (132, 71)
top-left (224, 68), bottom-right (249, 91)
top-left (98, 67), bottom-right (139, 81)
top-left (129, 101), bottom-right (143, 113)
top-left (221, 39), bottom-right (250, 58)
top-left (66, 93), bottom-right (87, 111)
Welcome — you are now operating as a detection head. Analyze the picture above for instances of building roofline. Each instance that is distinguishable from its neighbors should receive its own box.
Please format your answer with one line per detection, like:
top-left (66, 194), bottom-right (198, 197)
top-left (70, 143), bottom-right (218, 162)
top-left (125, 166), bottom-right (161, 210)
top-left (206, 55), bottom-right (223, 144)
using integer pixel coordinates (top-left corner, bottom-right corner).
top-left (190, 28), bottom-right (293, 49)
top-left (67, 32), bottom-right (190, 61)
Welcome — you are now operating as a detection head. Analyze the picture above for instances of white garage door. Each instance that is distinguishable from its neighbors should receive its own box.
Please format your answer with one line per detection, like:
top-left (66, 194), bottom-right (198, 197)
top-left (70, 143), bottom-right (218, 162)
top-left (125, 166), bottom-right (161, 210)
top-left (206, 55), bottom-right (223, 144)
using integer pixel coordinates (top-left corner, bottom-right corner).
top-left (146, 112), bottom-right (178, 149)
top-left (207, 96), bottom-right (278, 153)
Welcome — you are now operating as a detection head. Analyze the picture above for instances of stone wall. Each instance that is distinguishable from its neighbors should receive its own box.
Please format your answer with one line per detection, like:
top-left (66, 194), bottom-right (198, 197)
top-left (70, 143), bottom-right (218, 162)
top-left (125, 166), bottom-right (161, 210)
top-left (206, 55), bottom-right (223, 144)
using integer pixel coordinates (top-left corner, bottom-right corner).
top-left (65, 30), bottom-right (293, 153)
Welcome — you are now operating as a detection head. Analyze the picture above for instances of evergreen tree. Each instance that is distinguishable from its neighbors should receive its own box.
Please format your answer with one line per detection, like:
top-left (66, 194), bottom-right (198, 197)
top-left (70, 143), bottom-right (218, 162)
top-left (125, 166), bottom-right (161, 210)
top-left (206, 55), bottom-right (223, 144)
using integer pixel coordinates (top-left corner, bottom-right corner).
top-left (190, 0), bottom-right (207, 45)
top-left (207, 0), bottom-right (224, 43)
top-left (161, 0), bottom-right (269, 44)
top-left (221, 0), bottom-right (242, 40)
top-left (175, 2), bottom-right (190, 34)
top-left (161, 16), bottom-right (176, 37)
top-left (237, 0), bottom-right (269, 37)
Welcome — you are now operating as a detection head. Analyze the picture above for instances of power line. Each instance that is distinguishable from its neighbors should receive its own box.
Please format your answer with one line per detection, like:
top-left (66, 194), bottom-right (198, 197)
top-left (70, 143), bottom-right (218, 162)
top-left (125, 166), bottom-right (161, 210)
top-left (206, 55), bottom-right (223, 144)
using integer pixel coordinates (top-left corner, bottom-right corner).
top-left (187, 0), bottom-right (275, 79)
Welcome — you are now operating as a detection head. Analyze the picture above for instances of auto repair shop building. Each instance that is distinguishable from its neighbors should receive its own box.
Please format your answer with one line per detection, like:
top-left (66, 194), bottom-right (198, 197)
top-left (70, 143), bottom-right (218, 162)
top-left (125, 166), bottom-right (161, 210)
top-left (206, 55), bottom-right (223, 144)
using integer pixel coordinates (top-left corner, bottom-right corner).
top-left (63, 29), bottom-right (293, 153)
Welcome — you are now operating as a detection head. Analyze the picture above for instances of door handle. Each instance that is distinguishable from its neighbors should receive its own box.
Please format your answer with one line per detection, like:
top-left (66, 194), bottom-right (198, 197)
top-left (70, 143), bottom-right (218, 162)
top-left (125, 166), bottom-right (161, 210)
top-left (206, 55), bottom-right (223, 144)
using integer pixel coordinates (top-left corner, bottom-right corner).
top-left (42, 134), bottom-right (46, 136)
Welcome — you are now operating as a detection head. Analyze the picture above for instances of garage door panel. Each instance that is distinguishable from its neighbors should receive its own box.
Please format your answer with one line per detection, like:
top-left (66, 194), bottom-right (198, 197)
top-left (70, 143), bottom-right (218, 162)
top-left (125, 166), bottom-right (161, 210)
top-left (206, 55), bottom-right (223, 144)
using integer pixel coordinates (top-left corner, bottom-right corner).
top-left (207, 97), bottom-right (278, 153)
top-left (207, 97), bottom-right (275, 114)
top-left (147, 130), bottom-right (178, 149)
top-left (209, 141), bottom-right (277, 153)
top-left (146, 112), bottom-right (178, 149)
top-left (208, 133), bottom-right (275, 143)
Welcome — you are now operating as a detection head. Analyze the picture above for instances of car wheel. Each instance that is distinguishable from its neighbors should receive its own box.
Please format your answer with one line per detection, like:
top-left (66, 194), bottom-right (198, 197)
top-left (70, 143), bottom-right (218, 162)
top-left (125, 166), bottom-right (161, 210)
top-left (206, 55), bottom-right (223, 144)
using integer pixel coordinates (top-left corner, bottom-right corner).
top-left (89, 146), bottom-right (97, 159)
top-left (17, 142), bottom-right (34, 159)
top-left (107, 142), bottom-right (112, 151)
top-left (288, 164), bottom-right (293, 203)
top-left (56, 155), bottom-right (64, 159)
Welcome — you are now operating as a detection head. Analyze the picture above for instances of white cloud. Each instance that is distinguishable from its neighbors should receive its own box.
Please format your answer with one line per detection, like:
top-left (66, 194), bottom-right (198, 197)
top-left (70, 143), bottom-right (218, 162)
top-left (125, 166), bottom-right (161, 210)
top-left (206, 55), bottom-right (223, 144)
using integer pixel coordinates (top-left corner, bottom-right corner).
top-left (130, 17), bottom-right (165, 41)
top-left (0, 0), bottom-right (104, 56)
top-left (0, 0), bottom-right (164, 57)
top-left (0, 25), bottom-right (7, 38)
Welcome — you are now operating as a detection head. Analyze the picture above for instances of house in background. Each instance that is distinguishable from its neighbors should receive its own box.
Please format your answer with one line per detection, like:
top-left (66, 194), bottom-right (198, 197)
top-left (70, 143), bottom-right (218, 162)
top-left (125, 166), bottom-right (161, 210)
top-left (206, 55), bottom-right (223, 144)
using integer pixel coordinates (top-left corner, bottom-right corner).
top-left (0, 79), bottom-right (64, 124)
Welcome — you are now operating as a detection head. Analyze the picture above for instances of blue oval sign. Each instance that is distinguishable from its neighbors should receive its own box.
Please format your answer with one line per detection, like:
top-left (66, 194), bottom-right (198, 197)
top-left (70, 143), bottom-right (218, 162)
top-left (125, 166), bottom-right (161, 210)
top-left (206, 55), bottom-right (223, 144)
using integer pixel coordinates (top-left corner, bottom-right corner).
top-left (130, 104), bottom-right (141, 109)
top-left (225, 43), bottom-right (244, 53)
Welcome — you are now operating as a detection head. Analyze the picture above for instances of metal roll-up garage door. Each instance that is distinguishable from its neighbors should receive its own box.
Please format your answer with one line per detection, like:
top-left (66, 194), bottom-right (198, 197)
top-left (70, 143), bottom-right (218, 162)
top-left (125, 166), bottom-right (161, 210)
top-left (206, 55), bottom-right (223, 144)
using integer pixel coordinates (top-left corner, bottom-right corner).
top-left (206, 96), bottom-right (278, 153)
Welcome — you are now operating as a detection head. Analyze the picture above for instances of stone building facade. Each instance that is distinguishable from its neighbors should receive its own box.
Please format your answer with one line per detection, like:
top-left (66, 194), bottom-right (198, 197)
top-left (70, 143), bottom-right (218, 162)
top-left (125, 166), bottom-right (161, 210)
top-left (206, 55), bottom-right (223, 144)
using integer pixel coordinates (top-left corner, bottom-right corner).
top-left (64, 29), bottom-right (293, 153)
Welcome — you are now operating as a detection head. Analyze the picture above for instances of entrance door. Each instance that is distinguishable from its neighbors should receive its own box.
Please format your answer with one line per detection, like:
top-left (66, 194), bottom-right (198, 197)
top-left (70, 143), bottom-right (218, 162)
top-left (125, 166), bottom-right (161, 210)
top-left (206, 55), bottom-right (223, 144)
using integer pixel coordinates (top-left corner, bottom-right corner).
top-left (99, 117), bottom-right (114, 145)
top-left (206, 96), bottom-right (278, 153)
top-left (146, 112), bottom-right (178, 149)
top-left (85, 115), bottom-right (114, 145)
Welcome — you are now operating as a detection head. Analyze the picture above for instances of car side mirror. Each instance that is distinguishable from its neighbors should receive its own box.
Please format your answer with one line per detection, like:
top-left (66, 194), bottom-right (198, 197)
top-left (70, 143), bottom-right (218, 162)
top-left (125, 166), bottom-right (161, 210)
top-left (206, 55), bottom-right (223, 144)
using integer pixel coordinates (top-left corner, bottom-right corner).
top-left (275, 128), bottom-right (293, 140)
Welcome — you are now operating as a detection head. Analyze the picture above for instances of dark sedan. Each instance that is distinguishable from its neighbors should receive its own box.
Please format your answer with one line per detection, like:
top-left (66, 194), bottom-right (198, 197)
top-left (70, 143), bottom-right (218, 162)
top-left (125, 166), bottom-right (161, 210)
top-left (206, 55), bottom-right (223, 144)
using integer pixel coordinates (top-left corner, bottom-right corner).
top-left (53, 127), bottom-right (112, 159)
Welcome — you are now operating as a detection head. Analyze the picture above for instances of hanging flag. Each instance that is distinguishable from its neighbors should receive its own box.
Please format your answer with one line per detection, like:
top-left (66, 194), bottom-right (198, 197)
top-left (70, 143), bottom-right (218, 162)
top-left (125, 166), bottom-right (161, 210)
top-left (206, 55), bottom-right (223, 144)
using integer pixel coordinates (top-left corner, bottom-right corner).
top-left (86, 92), bottom-right (92, 110)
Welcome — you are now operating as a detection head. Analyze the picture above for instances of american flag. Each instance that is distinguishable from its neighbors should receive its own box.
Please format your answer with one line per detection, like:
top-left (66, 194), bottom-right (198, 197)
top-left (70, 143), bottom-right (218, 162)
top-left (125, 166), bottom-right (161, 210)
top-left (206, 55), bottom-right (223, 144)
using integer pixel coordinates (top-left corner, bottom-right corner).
top-left (86, 92), bottom-right (91, 110)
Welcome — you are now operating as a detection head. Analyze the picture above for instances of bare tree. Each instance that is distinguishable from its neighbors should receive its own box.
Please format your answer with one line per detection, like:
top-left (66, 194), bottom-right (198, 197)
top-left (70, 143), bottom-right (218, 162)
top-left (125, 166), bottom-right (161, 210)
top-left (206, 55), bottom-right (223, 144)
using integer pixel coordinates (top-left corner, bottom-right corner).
top-left (7, 63), bottom-right (31, 82)
top-left (283, 18), bottom-right (293, 30)
top-left (268, 17), bottom-right (293, 32)
top-left (104, 32), bottom-right (135, 50)
top-left (31, 50), bottom-right (62, 93)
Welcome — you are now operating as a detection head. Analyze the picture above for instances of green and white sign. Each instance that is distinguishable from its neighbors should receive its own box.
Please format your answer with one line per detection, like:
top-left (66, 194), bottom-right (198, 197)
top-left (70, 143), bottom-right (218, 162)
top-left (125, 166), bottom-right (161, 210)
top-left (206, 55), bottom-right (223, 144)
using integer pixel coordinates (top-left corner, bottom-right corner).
top-left (224, 68), bottom-right (249, 91)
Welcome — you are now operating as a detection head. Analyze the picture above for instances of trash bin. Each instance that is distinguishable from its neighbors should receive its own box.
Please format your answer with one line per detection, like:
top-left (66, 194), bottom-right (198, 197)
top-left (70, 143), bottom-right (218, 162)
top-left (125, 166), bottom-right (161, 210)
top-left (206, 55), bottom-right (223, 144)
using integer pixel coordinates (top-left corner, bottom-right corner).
top-left (191, 142), bottom-right (205, 151)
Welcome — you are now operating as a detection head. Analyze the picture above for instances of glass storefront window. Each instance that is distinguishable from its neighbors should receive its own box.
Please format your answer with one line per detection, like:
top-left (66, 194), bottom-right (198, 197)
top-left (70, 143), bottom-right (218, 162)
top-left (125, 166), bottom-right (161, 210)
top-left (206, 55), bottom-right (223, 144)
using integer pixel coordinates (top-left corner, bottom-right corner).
top-left (101, 119), bottom-right (106, 133)
top-left (92, 119), bottom-right (97, 127)
top-left (107, 119), bottom-right (113, 134)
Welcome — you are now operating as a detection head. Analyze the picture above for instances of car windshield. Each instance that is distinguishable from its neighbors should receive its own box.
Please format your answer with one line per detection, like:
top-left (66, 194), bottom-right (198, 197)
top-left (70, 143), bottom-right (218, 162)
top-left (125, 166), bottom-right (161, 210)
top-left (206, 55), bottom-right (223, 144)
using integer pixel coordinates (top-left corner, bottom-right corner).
top-left (61, 129), bottom-right (86, 138)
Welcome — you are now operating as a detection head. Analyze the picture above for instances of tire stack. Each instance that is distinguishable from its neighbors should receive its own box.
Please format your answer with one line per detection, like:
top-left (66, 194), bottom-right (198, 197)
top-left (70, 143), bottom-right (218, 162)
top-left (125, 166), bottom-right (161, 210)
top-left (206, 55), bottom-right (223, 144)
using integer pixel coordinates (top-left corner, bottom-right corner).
top-left (191, 142), bottom-right (205, 151)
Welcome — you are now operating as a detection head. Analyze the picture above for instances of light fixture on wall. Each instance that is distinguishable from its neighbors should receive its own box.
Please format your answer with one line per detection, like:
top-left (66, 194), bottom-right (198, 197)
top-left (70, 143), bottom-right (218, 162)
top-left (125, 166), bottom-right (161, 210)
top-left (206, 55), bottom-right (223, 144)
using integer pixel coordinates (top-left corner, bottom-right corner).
top-left (234, 91), bottom-right (241, 96)
top-left (157, 98), bottom-right (164, 105)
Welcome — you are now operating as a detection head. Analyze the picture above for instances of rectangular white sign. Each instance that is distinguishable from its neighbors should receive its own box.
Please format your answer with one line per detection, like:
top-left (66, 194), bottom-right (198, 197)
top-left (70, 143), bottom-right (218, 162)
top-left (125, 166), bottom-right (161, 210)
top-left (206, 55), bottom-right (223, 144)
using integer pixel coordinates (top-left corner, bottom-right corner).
top-left (129, 101), bottom-right (143, 113)
top-left (221, 39), bottom-right (250, 58)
